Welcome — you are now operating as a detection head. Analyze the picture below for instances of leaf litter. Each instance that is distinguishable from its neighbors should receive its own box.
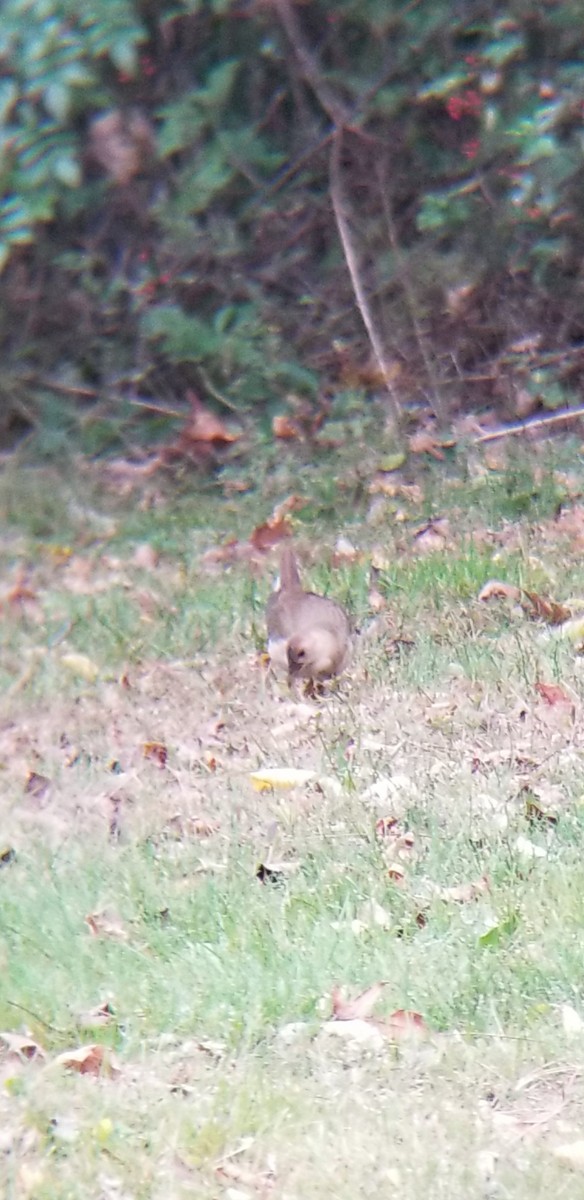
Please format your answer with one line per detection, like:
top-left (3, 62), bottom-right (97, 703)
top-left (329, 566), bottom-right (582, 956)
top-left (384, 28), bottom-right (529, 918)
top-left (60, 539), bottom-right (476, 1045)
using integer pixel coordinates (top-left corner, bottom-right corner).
top-left (6, 469), bottom-right (584, 1192)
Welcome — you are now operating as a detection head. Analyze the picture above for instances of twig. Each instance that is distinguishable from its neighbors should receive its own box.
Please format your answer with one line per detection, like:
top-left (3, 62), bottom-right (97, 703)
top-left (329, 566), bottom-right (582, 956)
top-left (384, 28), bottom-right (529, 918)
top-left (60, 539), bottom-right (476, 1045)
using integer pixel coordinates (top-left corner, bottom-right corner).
top-left (272, 0), bottom-right (350, 126)
top-left (376, 157), bottom-right (445, 421)
top-left (23, 375), bottom-right (98, 400)
top-left (329, 130), bottom-right (401, 421)
top-left (129, 397), bottom-right (185, 417)
top-left (197, 368), bottom-right (240, 413)
top-left (6, 999), bottom-right (67, 1037)
top-left (474, 406), bottom-right (584, 444)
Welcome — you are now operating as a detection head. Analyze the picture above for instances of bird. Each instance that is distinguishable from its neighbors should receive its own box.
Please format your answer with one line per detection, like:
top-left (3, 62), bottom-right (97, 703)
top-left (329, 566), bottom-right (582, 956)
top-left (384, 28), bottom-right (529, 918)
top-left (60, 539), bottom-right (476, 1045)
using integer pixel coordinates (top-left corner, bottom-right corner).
top-left (266, 544), bottom-right (351, 686)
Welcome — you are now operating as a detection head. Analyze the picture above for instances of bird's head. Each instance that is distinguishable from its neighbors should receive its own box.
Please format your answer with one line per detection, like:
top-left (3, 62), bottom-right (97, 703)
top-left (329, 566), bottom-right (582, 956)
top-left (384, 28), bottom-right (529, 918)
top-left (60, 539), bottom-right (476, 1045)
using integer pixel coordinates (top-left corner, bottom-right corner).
top-left (287, 628), bottom-right (341, 681)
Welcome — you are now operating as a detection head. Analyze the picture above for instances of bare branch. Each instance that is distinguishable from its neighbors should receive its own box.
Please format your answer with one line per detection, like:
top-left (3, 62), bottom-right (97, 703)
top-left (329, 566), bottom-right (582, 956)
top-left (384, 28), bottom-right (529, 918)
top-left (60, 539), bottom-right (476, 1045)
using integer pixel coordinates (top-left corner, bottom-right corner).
top-left (474, 406), bottom-right (584, 443)
top-left (329, 130), bottom-right (401, 420)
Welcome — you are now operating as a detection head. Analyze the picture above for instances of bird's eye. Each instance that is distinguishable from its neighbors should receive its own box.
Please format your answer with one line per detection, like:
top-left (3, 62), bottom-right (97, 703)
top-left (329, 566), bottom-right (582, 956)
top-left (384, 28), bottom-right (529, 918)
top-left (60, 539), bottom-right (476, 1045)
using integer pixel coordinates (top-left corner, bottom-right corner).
top-left (296, 649), bottom-right (305, 660)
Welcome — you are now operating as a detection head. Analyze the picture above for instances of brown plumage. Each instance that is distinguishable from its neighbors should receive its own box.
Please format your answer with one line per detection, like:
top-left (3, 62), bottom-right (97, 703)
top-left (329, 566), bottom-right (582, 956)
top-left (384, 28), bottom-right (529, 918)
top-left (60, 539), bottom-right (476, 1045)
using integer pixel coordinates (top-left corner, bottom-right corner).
top-left (266, 545), bottom-right (351, 684)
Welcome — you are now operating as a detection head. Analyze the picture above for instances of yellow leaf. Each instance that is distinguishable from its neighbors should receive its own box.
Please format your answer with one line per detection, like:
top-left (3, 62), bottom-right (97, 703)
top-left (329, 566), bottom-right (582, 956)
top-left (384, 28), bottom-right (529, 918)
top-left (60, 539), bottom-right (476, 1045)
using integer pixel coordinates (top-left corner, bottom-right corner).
top-left (94, 1118), bottom-right (114, 1143)
top-left (60, 653), bottom-right (99, 682)
top-left (249, 768), bottom-right (316, 792)
top-left (377, 452), bottom-right (407, 472)
top-left (557, 616), bottom-right (584, 646)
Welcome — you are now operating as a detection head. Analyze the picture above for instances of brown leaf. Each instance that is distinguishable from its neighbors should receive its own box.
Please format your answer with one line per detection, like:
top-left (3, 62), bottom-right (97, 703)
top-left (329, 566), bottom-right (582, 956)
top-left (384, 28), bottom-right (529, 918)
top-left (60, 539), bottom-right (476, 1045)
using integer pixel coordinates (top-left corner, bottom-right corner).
top-left (256, 860), bottom-right (301, 885)
top-left (4, 566), bottom-right (39, 609)
top-left (199, 539), bottom-right (242, 569)
top-left (381, 1009), bottom-right (428, 1041)
top-left (435, 874), bottom-right (490, 903)
top-left (478, 579), bottom-right (522, 603)
top-left (337, 352), bottom-right (401, 390)
top-left (272, 414), bottom-right (301, 440)
top-left (77, 1001), bottom-right (116, 1030)
top-left (53, 1044), bottom-right (117, 1076)
top-left (535, 682), bottom-right (574, 707)
top-left (164, 814), bottom-right (221, 840)
top-left (103, 456), bottom-right (163, 492)
top-left (216, 1160), bottom-right (276, 1190)
top-left (331, 980), bottom-right (389, 1021)
top-left (368, 475), bottom-right (424, 501)
top-left (412, 518), bottom-right (451, 553)
top-left (523, 788), bottom-right (559, 827)
top-left (143, 741), bottom-right (168, 767)
top-left (24, 772), bottom-right (52, 803)
top-left (332, 536), bottom-right (359, 565)
top-left (180, 391), bottom-right (238, 447)
top-left (386, 863), bottom-right (407, 883)
top-left (522, 591), bottom-right (571, 625)
top-left (85, 910), bottom-right (129, 941)
top-left (375, 816), bottom-right (400, 839)
top-left (250, 517), bottom-right (291, 552)
top-left (409, 430), bottom-right (455, 460)
top-left (270, 495), bottom-right (308, 523)
top-left (0, 1032), bottom-right (45, 1061)
top-left (250, 495), bottom-right (307, 552)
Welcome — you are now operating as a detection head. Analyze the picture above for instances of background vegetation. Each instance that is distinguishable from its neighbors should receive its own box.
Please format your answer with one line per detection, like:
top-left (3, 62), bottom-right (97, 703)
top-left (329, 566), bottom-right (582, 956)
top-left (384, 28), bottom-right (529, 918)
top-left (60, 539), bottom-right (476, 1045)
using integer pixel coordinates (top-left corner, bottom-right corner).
top-left (2, 0), bottom-right (584, 455)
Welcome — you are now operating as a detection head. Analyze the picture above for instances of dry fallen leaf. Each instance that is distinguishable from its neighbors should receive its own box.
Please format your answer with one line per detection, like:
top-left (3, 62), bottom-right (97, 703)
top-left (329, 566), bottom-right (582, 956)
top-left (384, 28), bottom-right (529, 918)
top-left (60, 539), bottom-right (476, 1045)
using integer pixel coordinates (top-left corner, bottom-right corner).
top-left (522, 591), bottom-right (572, 626)
top-left (478, 580), bottom-right (522, 603)
top-left (331, 981), bottom-right (389, 1021)
top-left (60, 653), bottom-right (99, 683)
top-left (24, 771), bottom-right (52, 803)
top-left (256, 860), bottom-right (301, 885)
top-left (557, 615), bottom-right (584, 648)
top-left (381, 1009), bottom-right (428, 1042)
top-left (76, 1001), bottom-right (116, 1031)
top-left (85, 910), bottom-right (129, 941)
top-left (1, 566), bottom-right (41, 618)
top-left (53, 1044), bottom-right (117, 1077)
top-left (412, 518), bottom-right (451, 553)
top-left (249, 768), bottom-right (316, 792)
top-left (434, 874), bottom-right (490, 903)
top-left (250, 517), bottom-right (291, 552)
top-left (143, 741), bottom-right (168, 767)
top-left (272, 414), bottom-right (301, 440)
top-left (534, 681), bottom-right (575, 709)
top-left (409, 430), bottom-right (456, 460)
top-left (523, 787), bottom-right (560, 827)
top-left (270, 495), bottom-right (308, 524)
top-left (332, 536), bottom-right (359, 564)
top-left (0, 1033), bottom-right (45, 1061)
top-left (179, 391), bottom-right (238, 448)
top-left (252, 496), bottom-right (310, 551)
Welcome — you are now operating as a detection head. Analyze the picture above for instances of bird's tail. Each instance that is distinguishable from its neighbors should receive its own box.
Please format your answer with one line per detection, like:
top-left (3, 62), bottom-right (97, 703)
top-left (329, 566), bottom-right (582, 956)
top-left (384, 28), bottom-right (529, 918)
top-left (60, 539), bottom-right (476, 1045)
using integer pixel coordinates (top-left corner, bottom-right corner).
top-left (279, 543), bottom-right (302, 591)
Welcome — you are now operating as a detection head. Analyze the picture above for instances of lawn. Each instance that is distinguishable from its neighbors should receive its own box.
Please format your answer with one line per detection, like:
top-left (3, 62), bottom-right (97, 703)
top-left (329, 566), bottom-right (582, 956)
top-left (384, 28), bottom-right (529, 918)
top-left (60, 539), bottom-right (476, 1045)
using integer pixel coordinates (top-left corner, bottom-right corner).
top-left (2, 435), bottom-right (584, 1198)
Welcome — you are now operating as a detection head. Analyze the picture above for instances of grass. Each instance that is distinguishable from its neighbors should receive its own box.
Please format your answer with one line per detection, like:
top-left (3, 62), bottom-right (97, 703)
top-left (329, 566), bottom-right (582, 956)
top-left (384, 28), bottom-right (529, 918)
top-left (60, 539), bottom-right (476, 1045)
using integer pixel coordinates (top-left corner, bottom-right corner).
top-left (3, 435), bottom-right (584, 1196)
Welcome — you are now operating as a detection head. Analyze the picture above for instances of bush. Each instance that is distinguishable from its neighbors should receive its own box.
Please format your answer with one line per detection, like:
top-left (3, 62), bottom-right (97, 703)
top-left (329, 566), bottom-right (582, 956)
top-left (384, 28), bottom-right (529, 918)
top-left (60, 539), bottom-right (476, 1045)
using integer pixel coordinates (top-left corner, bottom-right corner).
top-left (2, 0), bottom-right (584, 452)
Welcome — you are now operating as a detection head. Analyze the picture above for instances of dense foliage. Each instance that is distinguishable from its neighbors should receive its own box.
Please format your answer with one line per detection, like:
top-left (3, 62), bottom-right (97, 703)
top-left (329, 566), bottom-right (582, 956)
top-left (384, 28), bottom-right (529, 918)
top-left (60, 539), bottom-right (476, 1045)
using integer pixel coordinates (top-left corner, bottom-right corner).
top-left (2, 0), bottom-right (584, 452)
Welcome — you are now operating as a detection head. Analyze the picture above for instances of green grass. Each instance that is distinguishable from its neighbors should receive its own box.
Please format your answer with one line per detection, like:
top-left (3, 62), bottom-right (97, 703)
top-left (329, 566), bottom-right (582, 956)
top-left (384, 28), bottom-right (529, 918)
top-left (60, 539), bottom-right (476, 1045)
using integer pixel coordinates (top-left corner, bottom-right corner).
top-left (3, 438), bottom-right (584, 1197)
